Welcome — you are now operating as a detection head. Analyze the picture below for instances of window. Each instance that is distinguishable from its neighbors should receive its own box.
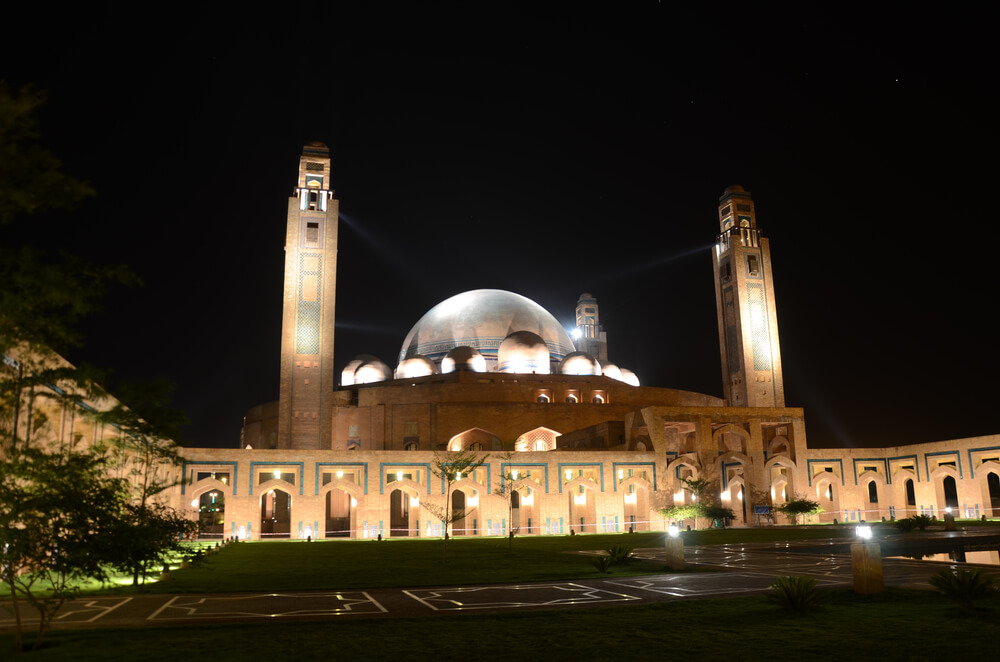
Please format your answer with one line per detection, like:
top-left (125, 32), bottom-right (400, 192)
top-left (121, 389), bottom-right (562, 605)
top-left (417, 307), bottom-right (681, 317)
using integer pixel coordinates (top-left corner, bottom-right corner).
top-left (306, 222), bottom-right (319, 244)
top-left (867, 481), bottom-right (878, 503)
top-left (747, 254), bottom-right (759, 277)
top-left (565, 395), bottom-right (578, 404)
top-left (536, 394), bottom-right (550, 403)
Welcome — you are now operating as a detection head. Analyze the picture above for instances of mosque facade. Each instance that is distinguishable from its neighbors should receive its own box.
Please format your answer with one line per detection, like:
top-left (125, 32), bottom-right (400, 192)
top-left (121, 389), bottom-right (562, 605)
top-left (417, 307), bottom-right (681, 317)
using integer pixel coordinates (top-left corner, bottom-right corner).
top-left (120, 144), bottom-right (1000, 538)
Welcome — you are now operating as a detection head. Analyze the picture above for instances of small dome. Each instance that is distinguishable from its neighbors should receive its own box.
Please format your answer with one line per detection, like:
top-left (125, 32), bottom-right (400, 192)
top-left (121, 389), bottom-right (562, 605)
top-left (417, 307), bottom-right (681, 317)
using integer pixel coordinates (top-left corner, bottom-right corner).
top-left (342, 354), bottom-right (386, 386)
top-left (724, 184), bottom-right (746, 194)
top-left (395, 355), bottom-right (437, 379)
top-left (619, 368), bottom-right (640, 387)
top-left (354, 358), bottom-right (391, 384)
top-left (559, 351), bottom-right (601, 376)
top-left (498, 331), bottom-right (550, 374)
top-left (601, 361), bottom-right (623, 381)
top-left (441, 346), bottom-right (486, 373)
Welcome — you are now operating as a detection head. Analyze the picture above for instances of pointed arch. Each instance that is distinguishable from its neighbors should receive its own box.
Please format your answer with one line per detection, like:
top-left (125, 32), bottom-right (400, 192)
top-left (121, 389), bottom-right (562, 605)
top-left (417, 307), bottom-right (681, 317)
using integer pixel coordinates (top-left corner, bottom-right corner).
top-left (514, 427), bottom-right (561, 452)
top-left (447, 428), bottom-right (502, 451)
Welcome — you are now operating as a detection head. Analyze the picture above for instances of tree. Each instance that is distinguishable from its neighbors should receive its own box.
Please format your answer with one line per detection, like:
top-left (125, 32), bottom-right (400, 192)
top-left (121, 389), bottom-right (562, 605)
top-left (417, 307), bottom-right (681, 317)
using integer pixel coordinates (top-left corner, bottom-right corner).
top-left (93, 379), bottom-right (191, 585)
top-left (0, 446), bottom-right (128, 652)
top-left (424, 449), bottom-right (487, 559)
top-left (680, 477), bottom-right (715, 529)
top-left (492, 451), bottom-right (521, 551)
top-left (776, 497), bottom-right (823, 524)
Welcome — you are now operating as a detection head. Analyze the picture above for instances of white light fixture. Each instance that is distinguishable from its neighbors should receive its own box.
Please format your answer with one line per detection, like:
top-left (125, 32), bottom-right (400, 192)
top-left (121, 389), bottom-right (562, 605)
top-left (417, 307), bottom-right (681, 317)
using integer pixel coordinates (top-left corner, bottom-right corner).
top-left (468, 494), bottom-right (479, 507)
top-left (857, 525), bottom-right (872, 540)
top-left (721, 490), bottom-right (731, 501)
top-left (273, 469), bottom-right (281, 479)
top-left (566, 469), bottom-right (573, 480)
top-left (668, 523), bottom-right (679, 538)
top-left (455, 471), bottom-right (462, 481)
top-left (396, 471), bottom-right (403, 481)
top-left (410, 496), bottom-right (419, 507)
top-left (737, 490), bottom-right (743, 501)
top-left (351, 497), bottom-right (358, 508)
top-left (512, 470), bottom-right (518, 480)
top-left (336, 470), bottom-right (343, 478)
top-left (674, 490), bottom-right (684, 503)
top-left (522, 493), bottom-right (534, 506)
top-left (624, 493), bottom-right (637, 505)
top-left (190, 499), bottom-right (198, 508)
top-left (618, 469), bottom-right (624, 480)
top-left (574, 493), bottom-right (586, 505)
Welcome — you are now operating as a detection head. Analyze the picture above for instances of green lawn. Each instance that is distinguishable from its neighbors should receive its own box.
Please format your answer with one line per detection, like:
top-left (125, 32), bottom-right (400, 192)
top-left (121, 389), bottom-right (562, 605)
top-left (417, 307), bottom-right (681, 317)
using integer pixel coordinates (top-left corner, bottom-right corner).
top-left (0, 527), bottom-right (878, 598)
top-left (6, 588), bottom-right (999, 661)
top-left (124, 527), bottom-right (872, 594)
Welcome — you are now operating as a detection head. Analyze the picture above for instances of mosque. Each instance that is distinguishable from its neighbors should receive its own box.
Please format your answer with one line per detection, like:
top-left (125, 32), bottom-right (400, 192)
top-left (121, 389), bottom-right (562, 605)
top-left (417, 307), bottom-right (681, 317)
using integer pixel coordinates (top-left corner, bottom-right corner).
top-left (166, 143), bottom-right (1000, 540)
top-left (29, 142), bottom-right (996, 541)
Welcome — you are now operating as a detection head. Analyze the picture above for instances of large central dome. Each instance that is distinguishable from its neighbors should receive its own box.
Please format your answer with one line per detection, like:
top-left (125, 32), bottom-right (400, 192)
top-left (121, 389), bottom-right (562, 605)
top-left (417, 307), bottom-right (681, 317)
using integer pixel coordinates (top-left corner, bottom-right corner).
top-left (399, 290), bottom-right (577, 371)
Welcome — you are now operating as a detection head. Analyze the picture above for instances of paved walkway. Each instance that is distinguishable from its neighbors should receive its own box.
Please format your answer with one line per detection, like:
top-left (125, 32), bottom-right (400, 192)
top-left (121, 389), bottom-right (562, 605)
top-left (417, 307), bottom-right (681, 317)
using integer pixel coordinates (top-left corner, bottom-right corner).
top-left (3, 531), bottom-right (998, 632)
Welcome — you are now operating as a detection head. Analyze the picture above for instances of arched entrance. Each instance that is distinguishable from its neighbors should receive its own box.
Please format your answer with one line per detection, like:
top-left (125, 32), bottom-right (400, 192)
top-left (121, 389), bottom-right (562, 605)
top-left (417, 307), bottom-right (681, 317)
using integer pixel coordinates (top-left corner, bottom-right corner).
top-left (984, 472), bottom-right (1000, 517)
top-left (326, 488), bottom-right (353, 538)
top-left (197, 490), bottom-right (225, 539)
top-left (568, 483), bottom-right (597, 533)
top-left (389, 488), bottom-right (410, 537)
top-left (942, 475), bottom-right (959, 510)
top-left (451, 490), bottom-right (470, 536)
top-left (260, 489), bottom-right (291, 539)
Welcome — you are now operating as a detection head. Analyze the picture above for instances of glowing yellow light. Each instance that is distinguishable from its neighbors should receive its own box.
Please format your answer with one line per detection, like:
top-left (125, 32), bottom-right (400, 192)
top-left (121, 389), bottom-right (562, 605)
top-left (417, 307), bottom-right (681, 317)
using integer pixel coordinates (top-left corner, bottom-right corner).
top-left (455, 471), bottom-right (461, 480)
top-left (574, 493), bottom-right (586, 505)
top-left (273, 469), bottom-right (281, 479)
top-left (190, 499), bottom-right (198, 508)
top-left (336, 470), bottom-right (343, 478)
top-left (771, 487), bottom-right (776, 499)
top-left (468, 494), bottom-right (479, 507)
top-left (351, 497), bottom-right (358, 507)
top-left (410, 496), bottom-right (419, 507)
top-left (617, 469), bottom-right (624, 480)
top-left (522, 494), bottom-right (533, 506)
top-left (737, 490), bottom-right (743, 501)
top-left (221, 477), bottom-right (227, 484)
top-left (721, 490), bottom-right (730, 501)
top-left (565, 470), bottom-right (573, 480)
top-left (624, 493), bottom-right (637, 505)
top-left (396, 471), bottom-right (403, 481)
top-left (674, 491), bottom-right (684, 503)
top-left (512, 470), bottom-right (518, 480)
top-left (668, 524), bottom-right (680, 538)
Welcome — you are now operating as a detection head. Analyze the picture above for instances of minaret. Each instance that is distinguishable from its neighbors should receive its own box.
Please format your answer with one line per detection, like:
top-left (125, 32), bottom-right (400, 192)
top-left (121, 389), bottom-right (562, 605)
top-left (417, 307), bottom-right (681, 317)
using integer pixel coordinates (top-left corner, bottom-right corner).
top-left (574, 293), bottom-right (608, 361)
top-left (712, 186), bottom-right (784, 407)
top-left (277, 143), bottom-right (339, 449)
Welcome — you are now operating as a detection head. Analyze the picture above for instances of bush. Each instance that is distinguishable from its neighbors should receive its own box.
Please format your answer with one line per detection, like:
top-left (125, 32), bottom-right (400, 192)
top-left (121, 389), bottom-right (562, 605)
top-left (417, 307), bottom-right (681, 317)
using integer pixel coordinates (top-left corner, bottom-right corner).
top-left (894, 518), bottom-right (916, 532)
top-left (607, 545), bottom-right (634, 564)
top-left (911, 514), bottom-right (934, 530)
top-left (769, 576), bottom-right (823, 612)
top-left (929, 568), bottom-right (997, 611)
top-left (590, 555), bottom-right (613, 573)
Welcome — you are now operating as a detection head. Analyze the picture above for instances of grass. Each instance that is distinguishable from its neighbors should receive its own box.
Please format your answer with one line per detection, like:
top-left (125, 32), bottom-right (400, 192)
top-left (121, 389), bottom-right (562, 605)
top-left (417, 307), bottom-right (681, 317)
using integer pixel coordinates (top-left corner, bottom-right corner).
top-left (4, 588), bottom-right (999, 661)
top-left (0, 527), bottom-right (875, 598)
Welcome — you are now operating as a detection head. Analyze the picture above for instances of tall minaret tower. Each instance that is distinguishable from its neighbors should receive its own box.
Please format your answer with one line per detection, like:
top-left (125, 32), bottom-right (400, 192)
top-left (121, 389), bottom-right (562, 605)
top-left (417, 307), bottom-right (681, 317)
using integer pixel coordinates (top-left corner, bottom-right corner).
top-left (574, 293), bottom-right (608, 361)
top-left (277, 143), bottom-right (339, 450)
top-left (712, 186), bottom-right (784, 408)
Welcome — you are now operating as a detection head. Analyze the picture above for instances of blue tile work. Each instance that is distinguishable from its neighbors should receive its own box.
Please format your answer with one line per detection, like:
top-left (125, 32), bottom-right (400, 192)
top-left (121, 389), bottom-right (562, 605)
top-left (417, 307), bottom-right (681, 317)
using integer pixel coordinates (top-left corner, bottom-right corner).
top-left (296, 253), bottom-right (322, 355)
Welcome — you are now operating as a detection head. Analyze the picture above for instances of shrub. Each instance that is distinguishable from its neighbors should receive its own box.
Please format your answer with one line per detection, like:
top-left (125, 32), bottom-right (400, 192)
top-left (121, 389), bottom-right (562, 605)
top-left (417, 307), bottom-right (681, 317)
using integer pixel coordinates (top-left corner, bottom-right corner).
top-left (929, 568), bottom-right (997, 611)
top-left (590, 555), bottom-right (613, 573)
top-left (911, 514), bottom-right (934, 530)
top-left (894, 518), bottom-right (916, 532)
top-left (607, 544), bottom-right (634, 564)
top-left (769, 576), bottom-right (823, 612)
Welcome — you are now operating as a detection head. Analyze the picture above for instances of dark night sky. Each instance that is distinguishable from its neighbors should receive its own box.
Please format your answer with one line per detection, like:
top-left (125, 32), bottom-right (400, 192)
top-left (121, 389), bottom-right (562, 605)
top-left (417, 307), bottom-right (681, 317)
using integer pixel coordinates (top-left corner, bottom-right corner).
top-left (3, 6), bottom-right (995, 449)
